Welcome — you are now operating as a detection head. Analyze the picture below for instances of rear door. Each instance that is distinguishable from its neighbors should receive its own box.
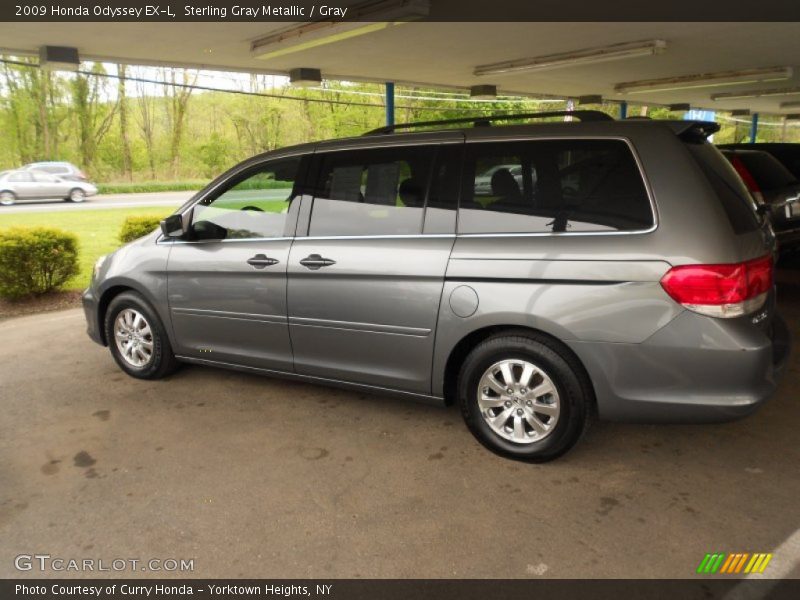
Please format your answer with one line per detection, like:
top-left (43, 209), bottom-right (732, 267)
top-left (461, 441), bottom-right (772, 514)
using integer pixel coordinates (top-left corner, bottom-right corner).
top-left (287, 138), bottom-right (462, 394)
top-left (30, 171), bottom-right (66, 198)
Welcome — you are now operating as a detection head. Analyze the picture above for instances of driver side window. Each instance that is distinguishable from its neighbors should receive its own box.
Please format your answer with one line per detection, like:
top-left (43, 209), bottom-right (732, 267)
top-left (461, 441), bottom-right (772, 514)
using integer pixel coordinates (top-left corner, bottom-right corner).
top-left (191, 157), bottom-right (302, 240)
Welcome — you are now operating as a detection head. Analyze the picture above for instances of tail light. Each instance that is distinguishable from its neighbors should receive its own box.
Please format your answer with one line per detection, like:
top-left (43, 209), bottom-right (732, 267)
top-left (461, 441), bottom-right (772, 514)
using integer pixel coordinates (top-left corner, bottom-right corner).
top-left (660, 255), bottom-right (773, 318)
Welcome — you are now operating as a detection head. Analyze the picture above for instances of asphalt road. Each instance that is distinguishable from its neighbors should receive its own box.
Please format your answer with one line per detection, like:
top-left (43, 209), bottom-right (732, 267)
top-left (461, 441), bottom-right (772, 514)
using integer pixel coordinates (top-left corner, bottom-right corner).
top-left (0, 191), bottom-right (195, 214)
top-left (1, 291), bottom-right (799, 580)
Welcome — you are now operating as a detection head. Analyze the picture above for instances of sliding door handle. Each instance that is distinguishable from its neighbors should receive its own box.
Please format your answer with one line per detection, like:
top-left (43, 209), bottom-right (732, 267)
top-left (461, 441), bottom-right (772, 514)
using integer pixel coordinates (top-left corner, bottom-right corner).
top-left (247, 254), bottom-right (279, 269)
top-left (299, 254), bottom-right (336, 270)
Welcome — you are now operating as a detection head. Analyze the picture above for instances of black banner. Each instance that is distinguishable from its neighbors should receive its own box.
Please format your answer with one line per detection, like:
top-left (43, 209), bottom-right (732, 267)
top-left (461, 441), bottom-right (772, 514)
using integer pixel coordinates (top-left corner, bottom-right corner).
top-left (2, 0), bottom-right (800, 22)
top-left (3, 579), bottom-right (800, 600)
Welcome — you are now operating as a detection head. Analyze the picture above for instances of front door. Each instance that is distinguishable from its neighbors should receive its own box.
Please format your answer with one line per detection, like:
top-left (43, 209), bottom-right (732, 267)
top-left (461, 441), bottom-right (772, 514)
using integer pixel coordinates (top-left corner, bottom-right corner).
top-left (287, 142), bottom-right (461, 394)
top-left (166, 154), bottom-right (308, 372)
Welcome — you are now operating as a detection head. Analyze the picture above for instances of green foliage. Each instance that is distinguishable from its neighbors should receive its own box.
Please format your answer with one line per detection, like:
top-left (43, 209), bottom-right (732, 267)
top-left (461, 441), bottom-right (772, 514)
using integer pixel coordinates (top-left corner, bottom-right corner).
top-left (0, 227), bottom-right (79, 299)
top-left (119, 215), bottom-right (163, 243)
top-left (98, 181), bottom-right (206, 194)
top-left (0, 207), bottom-right (172, 290)
top-left (197, 132), bottom-right (231, 177)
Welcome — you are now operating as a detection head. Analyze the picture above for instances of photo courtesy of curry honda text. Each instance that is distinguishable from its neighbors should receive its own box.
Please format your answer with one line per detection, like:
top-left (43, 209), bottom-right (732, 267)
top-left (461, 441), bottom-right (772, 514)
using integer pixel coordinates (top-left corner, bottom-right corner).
top-left (82, 112), bottom-right (791, 462)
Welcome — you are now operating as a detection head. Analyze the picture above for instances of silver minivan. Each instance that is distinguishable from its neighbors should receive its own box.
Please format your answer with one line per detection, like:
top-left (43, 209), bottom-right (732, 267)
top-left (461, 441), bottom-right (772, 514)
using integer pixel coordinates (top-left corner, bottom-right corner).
top-left (83, 112), bottom-right (791, 461)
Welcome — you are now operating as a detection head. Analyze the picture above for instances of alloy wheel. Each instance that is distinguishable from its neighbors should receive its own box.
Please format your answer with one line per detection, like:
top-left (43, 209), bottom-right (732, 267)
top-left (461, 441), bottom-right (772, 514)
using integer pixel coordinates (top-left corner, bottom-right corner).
top-left (114, 309), bottom-right (154, 368)
top-left (477, 359), bottom-right (561, 444)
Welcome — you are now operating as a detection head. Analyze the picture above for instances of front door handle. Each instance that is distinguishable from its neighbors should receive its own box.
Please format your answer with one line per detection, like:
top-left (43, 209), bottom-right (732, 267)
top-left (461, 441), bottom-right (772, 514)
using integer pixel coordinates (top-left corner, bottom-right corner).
top-left (299, 254), bottom-right (336, 270)
top-left (247, 254), bottom-right (279, 269)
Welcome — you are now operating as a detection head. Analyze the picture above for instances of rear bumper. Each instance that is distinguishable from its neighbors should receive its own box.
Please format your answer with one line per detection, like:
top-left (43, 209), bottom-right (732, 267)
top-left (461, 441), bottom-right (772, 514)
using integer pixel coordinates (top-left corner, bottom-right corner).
top-left (82, 287), bottom-right (104, 345)
top-left (569, 310), bottom-right (791, 423)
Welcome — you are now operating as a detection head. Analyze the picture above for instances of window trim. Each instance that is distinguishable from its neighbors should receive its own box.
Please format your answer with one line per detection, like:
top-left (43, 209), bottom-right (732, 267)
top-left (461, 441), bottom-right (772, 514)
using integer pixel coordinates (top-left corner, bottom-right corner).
top-left (456, 136), bottom-right (658, 238)
top-left (158, 136), bottom-right (656, 244)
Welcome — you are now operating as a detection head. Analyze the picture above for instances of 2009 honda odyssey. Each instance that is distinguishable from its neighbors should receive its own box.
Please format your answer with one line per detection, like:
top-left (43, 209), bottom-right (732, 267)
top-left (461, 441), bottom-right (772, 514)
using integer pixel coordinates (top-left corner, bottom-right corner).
top-left (83, 111), bottom-right (791, 461)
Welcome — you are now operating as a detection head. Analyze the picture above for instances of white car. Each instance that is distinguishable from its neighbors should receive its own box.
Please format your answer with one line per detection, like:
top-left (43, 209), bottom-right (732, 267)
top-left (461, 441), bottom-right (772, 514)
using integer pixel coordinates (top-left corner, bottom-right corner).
top-left (0, 169), bottom-right (98, 206)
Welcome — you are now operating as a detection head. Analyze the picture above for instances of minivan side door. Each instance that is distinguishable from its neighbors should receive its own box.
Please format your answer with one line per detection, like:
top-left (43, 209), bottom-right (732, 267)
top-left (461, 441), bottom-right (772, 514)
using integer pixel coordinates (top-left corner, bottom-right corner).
top-left (166, 154), bottom-right (311, 372)
top-left (287, 139), bottom-right (463, 395)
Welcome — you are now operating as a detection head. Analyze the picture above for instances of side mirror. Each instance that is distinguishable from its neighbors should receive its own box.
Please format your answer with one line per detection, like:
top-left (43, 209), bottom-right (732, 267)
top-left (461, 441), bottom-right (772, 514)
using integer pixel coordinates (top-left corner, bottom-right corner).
top-left (160, 214), bottom-right (186, 238)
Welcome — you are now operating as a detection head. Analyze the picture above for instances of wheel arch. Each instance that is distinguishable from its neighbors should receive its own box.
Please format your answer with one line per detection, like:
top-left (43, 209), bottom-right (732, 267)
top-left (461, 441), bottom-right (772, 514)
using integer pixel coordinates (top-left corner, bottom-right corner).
top-left (96, 279), bottom-right (171, 346)
top-left (441, 324), bottom-right (597, 412)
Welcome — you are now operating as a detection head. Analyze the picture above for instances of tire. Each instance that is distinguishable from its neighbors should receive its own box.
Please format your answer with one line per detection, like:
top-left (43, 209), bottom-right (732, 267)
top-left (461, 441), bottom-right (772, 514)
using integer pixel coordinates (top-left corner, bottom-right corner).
top-left (458, 330), bottom-right (592, 462)
top-left (67, 188), bottom-right (86, 203)
top-left (104, 291), bottom-right (180, 380)
top-left (0, 191), bottom-right (16, 206)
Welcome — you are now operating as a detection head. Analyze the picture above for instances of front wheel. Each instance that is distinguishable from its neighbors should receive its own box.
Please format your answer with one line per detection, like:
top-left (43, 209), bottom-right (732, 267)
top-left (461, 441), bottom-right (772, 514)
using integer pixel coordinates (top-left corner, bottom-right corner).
top-left (458, 331), bottom-right (592, 462)
top-left (0, 191), bottom-right (16, 206)
top-left (67, 188), bottom-right (86, 203)
top-left (104, 291), bottom-right (180, 379)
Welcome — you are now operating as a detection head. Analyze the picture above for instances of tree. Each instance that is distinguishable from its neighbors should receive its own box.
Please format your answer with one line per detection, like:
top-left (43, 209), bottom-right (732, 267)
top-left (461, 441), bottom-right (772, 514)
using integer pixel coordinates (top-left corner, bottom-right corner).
top-left (117, 64), bottom-right (133, 180)
top-left (164, 68), bottom-right (198, 177)
top-left (134, 70), bottom-right (157, 179)
top-left (71, 63), bottom-right (118, 171)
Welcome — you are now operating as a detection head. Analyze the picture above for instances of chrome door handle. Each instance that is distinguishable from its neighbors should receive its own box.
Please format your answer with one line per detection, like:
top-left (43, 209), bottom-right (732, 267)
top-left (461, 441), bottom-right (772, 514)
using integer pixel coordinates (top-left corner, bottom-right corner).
top-left (299, 254), bottom-right (336, 270)
top-left (246, 254), bottom-right (279, 269)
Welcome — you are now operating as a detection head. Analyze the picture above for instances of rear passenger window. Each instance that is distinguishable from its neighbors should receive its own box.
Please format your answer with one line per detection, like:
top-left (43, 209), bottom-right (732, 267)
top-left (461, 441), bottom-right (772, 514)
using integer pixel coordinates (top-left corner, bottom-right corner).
top-left (309, 146), bottom-right (433, 236)
top-left (459, 140), bottom-right (654, 234)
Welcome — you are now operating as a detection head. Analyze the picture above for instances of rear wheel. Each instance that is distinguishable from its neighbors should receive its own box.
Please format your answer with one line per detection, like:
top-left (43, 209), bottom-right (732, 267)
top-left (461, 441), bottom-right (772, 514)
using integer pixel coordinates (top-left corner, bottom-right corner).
top-left (458, 331), bottom-right (591, 462)
top-left (0, 191), bottom-right (16, 206)
top-left (104, 291), bottom-right (180, 379)
top-left (67, 188), bottom-right (86, 203)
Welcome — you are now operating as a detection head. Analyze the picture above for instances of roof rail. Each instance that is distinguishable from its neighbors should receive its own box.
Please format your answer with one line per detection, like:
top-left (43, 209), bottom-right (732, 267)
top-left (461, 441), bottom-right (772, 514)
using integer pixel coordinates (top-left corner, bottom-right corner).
top-left (363, 110), bottom-right (614, 136)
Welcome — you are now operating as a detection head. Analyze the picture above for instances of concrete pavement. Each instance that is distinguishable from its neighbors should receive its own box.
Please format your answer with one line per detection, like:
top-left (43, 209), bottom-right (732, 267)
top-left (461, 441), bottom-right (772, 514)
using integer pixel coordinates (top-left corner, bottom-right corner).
top-left (1, 293), bottom-right (799, 579)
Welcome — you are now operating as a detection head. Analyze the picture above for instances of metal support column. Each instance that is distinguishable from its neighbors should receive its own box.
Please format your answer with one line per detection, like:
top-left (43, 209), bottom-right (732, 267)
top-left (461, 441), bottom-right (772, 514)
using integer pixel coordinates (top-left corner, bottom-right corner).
top-left (619, 101), bottom-right (628, 119)
top-left (385, 82), bottom-right (395, 127)
top-left (750, 113), bottom-right (759, 143)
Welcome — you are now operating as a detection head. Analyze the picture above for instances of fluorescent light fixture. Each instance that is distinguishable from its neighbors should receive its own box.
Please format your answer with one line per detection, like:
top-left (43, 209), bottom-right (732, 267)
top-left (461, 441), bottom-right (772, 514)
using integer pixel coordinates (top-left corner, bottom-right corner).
top-left (289, 68), bottom-right (322, 87)
top-left (251, 0), bottom-right (430, 60)
top-left (39, 45), bottom-right (79, 71)
top-left (780, 100), bottom-right (800, 109)
top-left (470, 85), bottom-right (497, 100)
top-left (710, 86), bottom-right (800, 101)
top-left (473, 39), bottom-right (666, 77)
top-left (615, 67), bottom-right (792, 94)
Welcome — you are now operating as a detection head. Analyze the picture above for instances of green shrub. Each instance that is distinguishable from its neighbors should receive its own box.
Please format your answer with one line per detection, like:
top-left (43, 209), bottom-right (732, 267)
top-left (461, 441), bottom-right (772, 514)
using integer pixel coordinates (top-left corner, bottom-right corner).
top-left (119, 215), bottom-right (163, 243)
top-left (97, 181), bottom-right (207, 194)
top-left (0, 227), bottom-right (80, 299)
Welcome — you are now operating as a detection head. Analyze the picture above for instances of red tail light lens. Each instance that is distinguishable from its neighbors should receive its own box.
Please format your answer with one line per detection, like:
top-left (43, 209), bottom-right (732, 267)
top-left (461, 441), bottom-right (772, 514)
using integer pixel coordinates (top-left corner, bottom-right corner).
top-left (660, 255), bottom-right (772, 318)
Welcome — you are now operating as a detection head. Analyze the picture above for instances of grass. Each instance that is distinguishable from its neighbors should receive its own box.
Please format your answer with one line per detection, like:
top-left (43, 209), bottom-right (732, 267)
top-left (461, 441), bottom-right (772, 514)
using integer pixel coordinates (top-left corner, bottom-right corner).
top-left (0, 207), bottom-right (171, 290)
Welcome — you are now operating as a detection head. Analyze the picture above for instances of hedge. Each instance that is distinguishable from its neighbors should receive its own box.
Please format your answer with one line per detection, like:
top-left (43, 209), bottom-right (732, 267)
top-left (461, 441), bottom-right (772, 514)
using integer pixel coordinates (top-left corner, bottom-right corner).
top-left (119, 215), bottom-right (163, 243)
top-left (0, 227), bottom-right (79, 299)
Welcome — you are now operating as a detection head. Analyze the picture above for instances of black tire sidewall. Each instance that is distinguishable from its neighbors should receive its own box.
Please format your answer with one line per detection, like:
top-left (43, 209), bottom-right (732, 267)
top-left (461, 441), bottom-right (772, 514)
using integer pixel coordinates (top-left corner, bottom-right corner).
top-left (104, 292), bottom-right (174, 379)
top-left (459, 335), bottom-right (588, 462)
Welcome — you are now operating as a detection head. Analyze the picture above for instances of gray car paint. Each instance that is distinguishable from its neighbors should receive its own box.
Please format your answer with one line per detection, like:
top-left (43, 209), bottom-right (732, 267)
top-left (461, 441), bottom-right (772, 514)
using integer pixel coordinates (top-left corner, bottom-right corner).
top-left (83, 119), bottom-right (789, 422)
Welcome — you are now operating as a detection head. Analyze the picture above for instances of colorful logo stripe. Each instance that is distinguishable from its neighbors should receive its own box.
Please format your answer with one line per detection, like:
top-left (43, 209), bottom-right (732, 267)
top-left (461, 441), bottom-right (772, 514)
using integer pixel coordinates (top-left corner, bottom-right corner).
top-left (696, 553), bottom-right (773, 574)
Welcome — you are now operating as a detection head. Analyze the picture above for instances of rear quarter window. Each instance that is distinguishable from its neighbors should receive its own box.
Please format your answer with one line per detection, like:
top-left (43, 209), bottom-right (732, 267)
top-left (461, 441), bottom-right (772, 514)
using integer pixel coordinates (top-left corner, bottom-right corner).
top-left (687, 143), bottom-right (760, 234)
top-left (458, 139), bottom-right (654, 234)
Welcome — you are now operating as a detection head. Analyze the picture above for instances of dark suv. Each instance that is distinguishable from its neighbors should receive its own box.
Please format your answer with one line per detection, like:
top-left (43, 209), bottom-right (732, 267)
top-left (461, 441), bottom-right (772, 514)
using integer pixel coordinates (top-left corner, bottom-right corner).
top-left (82, 112), bottom-right (790, 462)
